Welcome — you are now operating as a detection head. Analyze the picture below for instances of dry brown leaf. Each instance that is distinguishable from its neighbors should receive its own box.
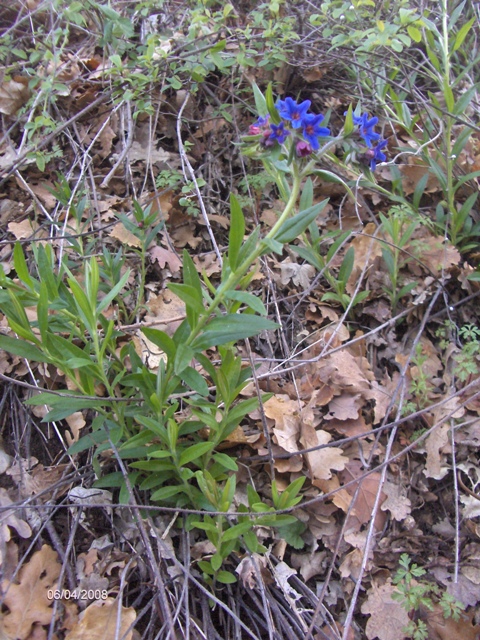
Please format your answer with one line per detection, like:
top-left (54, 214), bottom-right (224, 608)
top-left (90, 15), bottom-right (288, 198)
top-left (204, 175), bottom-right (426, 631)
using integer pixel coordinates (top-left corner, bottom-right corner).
top-left (143, 290), bottom-right (186, 336)
top-left (265, 395), bottom-right (301, 454)
top-left (413, 236), bottom-right (460, 273)
top-left (425, 423), bottom-right (451, 480)
top-left (272, 562), bottom-right (302, 601)
top-left (2, 541), bottom-right (19, 582)
top-left (346, 224), bottom-right (383, 295)
top-left (380, 481), bottom-right (412, 521)
top-left (235, 554), bottom-right (271, 589)
top-left (8, 219), bottom-right (38, 240)
top-left (399, 160), bottom-right (441, 195)
top-left (361, 580), bottom-right (410, 640)
top-left (109, 222), bottom-right (142, 248)
top-left (1, 545), bottom-right (61, 640)
top-left (0, 487), bottom-right (32, 561)
top-left (290, 551), bottom-right (326, 582)
top-left (318, 349), bottom-right (373, 394)
top-left (339, 548), bottom-right (366, 581)
top-left (324, 393), bottom-right (363, 421)
top-left (148, 245), bottom-right (182, 274)
top-left (278, 258), bottom-right (315, 290)
top-left (193, 252), bottom-right (221, 277)
top-left (97, 125), bottom-right (117, 159)
top-left (64, 598), bottom-right (136, 640)
top-left (29, 182), bottom-right (57, 209)
top-left (0, 77), bottom-right (31, 115)
top-left (327, 415), bottom-right (370, 436)
top-left (65, 412), bottom-right (87, 445)
top-left (340, 461), bottom-right (387, 533)
top-left (424, 605), bottom-right (480, 640)
top-left (300, 424), bottom-right (348, 481)
top-left (134, 331), bottom-right (167, 371)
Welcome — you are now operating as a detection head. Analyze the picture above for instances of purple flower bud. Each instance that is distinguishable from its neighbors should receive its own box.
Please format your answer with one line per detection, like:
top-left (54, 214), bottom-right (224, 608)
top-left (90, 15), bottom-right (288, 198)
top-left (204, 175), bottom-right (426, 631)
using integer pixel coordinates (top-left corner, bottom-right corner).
top-left (296, 140), bottom-right (313, 157)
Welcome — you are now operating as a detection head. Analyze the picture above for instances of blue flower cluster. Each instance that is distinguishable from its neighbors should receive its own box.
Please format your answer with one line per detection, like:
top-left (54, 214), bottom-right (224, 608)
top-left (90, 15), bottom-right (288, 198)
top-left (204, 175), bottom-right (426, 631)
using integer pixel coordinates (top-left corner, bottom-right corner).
top-left (348, 112), bottom-right (388, 171)
top-left (248, 97), bottom-right (331, 157)
top-left (247, 98), bottom-right (388, 172)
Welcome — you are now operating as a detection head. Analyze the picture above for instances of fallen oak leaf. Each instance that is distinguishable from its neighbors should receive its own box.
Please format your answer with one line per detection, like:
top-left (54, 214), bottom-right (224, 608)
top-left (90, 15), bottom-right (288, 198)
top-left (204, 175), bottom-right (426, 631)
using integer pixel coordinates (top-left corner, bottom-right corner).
top-left (1, 545), bottom-right (61, 640)
top-left (64, 598), bottom-right (136, 640)
top-left (361, 580), bottom-right (410, 640)
top-left (300, 424), bottom-right (348, 482)
top-left (148, 245), bottom-right (182, 274)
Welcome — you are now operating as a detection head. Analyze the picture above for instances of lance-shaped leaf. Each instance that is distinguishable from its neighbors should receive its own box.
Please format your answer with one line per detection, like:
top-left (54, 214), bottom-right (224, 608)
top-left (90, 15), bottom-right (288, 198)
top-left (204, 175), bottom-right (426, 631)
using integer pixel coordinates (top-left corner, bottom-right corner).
top-left (228, 193), bottom-right (245, 271)
top-left (273, 200), bottom-right (329, 244)
top-left (192, 314), bottom-right (279, 350)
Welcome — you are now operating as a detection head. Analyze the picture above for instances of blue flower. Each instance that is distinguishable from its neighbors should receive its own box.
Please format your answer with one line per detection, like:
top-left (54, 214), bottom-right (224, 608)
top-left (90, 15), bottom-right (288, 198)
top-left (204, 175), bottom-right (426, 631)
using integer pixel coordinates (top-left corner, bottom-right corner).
top-left (301, 114), bottom-right (330, 150)
top-left (265, 122), bottom-right (290, 145)
top-left (354, 113), bottom-right (381, 148)
top-left (276, 97), bottom-right (311, 129)
top-left (367, 140), bottom-right (388, 171)
top-left (254, 115), bottom-right (270, 127)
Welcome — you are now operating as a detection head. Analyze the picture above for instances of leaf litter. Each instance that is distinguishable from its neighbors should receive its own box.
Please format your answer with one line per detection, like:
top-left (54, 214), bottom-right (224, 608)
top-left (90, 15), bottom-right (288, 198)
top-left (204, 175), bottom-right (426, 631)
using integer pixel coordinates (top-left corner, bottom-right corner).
top-left (0, 3), bottom-right (480, 639)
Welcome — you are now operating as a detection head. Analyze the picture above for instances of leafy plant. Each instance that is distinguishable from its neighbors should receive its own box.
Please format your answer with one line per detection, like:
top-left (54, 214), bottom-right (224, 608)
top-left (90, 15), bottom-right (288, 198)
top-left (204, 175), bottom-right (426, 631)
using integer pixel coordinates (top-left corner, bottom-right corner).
top-left (392, 553), bottom-right (465, 640)
top-left (436, 321), bottom-right (480, 383)
top-left (379, 205), bottom-right (418, 312)
top-left (375, 1), bottom-right (480, 252)
top-left (0, 84), bottom-right (387, 575)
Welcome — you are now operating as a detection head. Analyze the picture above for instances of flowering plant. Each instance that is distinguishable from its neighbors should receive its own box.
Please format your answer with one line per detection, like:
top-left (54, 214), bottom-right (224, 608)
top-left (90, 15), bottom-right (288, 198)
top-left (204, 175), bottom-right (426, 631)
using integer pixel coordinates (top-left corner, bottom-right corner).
top-left (242, 85), bottom-right (388, 185)
top-left (239, 84), bottom-right (389, 314)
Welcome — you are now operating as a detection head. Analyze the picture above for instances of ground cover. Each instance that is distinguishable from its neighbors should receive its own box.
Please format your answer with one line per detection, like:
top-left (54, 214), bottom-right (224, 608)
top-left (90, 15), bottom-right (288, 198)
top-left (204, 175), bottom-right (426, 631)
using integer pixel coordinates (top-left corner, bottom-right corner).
top-left (0, 1), bottom-right (479, 638)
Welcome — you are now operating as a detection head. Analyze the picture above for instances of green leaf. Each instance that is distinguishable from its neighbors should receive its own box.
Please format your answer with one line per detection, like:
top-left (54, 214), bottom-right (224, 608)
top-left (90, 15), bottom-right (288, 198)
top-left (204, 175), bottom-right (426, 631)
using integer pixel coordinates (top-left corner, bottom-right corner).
top-left (299, 178), bottom-right (313, 212)
top-left (26, 393), bottom-right (103, 421)
top-left (251, 82), bottom-right (267, 116)
top-left (216, 570), bottom-right (237, 584)
top-left (343, 104), bottom-right (355, 135)
top-left (407, 25), bottom-right (422, 42)
top-left (168, 283), bottom-right (204, 314)
top-left (228, 193), bottom-right (245, 271)
top-left (211, 553), bottom-right (223, 572)
top-left (260, 237), bottom-right (283, 256)
top-left (443, 81), bottom-right (455, 112)
top-left (254, 514), bottom-right (297, 526)
top-left (222, 520), bottom-right (253, 542)
top-left (96, 268), bottom-right (130, 314)
top-left (198, 560), bottom-right (215, 575)
top-left (67, 274), bottom-right (95, 333)
top-left (273, 200), bottom-right (329, 244)
top-left (151, 485), bottom-right (185, 501)
top-left (224, 290), bottom-right (267, 315)
top-left (182, 249), bottom-right (203, 301)
top-left (174, 343), bottom-right (194, 374)
top-left (13, 243), bottom-right (34, 289)
top-left (338, 247), bottom-right (354, 283)
top-left (453, 17), bottom-right (474, 51)
top-left (212, 452), bottom-right (238, 472)
top-left (180, 366), bottom-right (210, 396)
top-left (237, 226), bottom-right (260, 266)
top-left (0, 336), bottom-right (49, 363)
top-left (134, 415), bottom-right (167, 441)
top-left (452, 86), bottom-right (477, 116)
top-left (141, 328), bottom-right (176, 361)
top-left (37, 282), bottom-right (48, 344)
top-left (265, 82), bottom-right (280, 124)
top-left (192, 314), bottom-right (279, 350)
top-left (178, 441), bottom-right (214, 467)
top-left (452, 127), bottom-right (472, 159)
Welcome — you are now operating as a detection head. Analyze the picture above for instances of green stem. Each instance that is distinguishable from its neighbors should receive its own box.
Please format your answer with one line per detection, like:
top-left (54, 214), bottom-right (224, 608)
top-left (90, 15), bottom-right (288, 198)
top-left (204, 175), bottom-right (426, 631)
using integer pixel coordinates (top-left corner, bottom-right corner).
top-left (441, 0), bottom-right (456, 242)
top-left (184, 170), bottom-right (302, 346)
